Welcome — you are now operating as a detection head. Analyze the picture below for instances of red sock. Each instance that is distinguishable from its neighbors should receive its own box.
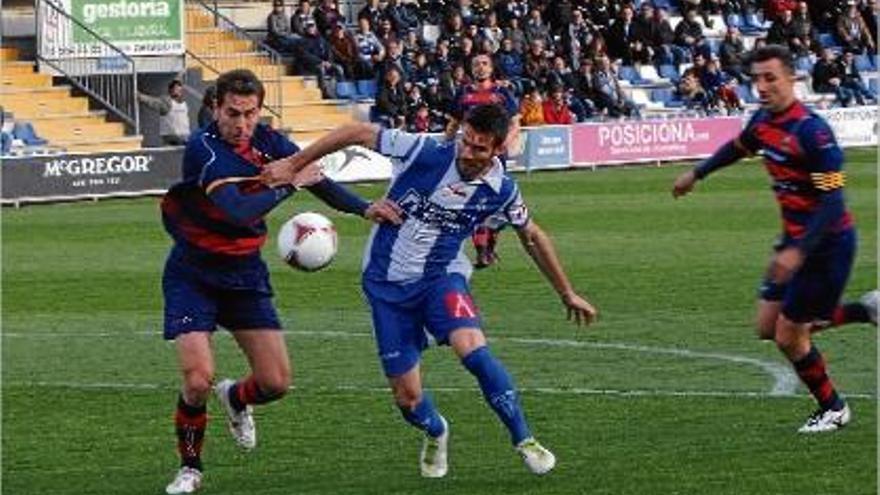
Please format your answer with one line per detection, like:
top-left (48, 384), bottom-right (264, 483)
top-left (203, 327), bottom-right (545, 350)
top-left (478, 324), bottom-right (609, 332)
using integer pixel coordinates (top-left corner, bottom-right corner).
top-left (229, 376), bottom-right (281, 411)
top-left (175, 395), bottom-right (207, 471)
top-left (792, 346), bottom-right (843, 411)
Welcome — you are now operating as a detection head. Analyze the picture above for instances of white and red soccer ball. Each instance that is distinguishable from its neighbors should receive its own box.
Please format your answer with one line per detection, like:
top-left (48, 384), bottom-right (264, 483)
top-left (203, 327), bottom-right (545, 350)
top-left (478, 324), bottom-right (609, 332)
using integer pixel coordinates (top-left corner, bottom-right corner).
top-left (277, 212), bottom-right (338, 272)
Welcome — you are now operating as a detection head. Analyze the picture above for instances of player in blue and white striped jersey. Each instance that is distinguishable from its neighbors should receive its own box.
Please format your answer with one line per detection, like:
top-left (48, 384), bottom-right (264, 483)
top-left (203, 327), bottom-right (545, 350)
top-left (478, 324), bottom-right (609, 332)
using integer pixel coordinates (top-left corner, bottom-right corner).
top-left (262, 104), bottom-right (597, 478)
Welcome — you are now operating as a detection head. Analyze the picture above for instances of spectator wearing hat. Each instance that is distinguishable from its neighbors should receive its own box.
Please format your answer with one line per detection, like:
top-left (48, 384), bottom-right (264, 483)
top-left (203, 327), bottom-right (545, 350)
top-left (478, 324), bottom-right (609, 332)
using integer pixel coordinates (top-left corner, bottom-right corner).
top-left (295, 18), bottom-right (346, 97)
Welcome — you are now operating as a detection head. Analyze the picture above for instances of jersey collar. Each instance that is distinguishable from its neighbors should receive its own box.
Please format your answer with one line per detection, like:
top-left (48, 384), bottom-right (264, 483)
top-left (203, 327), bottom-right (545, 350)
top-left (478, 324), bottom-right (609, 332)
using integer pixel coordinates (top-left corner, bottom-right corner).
top-left (461, 157), bottom-right (504, 193)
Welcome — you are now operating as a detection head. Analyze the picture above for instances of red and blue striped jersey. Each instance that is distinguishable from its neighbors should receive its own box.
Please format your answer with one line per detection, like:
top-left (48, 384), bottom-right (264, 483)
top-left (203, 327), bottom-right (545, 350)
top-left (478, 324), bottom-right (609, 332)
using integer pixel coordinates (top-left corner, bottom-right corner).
top-left (161, 122), bottom-right (299, 257)
top-left (451, 82), bottom-right (519, 121)
top-left (737, 101), bottom-right (852, 241)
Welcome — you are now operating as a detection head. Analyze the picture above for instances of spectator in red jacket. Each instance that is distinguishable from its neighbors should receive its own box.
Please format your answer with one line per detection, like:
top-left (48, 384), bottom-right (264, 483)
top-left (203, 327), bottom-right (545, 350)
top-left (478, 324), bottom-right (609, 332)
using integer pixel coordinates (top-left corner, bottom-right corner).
top-left (542, 85), bottom-right (573, 125)
top-left (765, 0), bottom-right (798, 21)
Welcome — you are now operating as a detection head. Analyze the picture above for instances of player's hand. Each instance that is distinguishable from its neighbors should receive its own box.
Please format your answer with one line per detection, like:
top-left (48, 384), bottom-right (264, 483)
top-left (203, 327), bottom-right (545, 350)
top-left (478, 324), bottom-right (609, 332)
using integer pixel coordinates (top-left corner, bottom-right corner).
top-left (289, 162), bottom-right (325, 190)
top-left (365, 198), bottom-right (404, 225)
top-left (672, 170), bottom-right (697, 198)
top-left (261, 155), bottom-right (308, 187)
top-left (561, 291), bottom-right (597, 327)
top-left (770, 247), bottom-right (804, 284)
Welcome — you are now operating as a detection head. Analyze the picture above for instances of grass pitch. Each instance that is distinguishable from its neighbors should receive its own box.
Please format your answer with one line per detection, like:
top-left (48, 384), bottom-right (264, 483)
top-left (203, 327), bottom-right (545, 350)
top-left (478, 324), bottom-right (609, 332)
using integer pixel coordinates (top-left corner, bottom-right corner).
top-left (3, 149), bottom-right (876, 495)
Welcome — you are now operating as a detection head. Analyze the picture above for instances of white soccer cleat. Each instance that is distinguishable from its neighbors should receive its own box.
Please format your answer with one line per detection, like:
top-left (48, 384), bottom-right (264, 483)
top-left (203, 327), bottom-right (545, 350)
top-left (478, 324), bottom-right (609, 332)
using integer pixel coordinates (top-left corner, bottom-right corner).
top-left (860, 290), bottom-right (879, 325)
top-left (516, 437), bottom-right (556, 475)
top-left (165, 466), bottom-right (202, 494)
top-left (798, 403), bottom-right (852, 433)
top-left (420, 416), bottom-right (449, 478)
top-left (214, 379), bottom-right (256, 450)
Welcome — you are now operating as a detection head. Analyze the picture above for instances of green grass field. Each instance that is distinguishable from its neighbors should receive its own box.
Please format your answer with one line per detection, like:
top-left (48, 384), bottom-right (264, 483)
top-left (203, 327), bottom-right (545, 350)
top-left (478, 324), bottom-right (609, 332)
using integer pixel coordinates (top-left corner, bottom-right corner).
top-left (3, 149), bottom-right (876, 495)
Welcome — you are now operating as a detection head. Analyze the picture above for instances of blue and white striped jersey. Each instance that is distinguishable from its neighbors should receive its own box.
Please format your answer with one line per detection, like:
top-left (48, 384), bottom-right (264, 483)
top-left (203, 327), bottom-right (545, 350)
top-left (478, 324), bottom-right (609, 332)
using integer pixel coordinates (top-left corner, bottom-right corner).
top-left (363, 129), bottom-right (530, 283)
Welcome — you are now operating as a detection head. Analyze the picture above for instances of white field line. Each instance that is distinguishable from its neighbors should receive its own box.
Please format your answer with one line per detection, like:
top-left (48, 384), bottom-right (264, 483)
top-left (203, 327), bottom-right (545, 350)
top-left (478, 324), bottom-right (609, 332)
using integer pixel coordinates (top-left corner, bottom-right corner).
top-left (1, 329), bottom-right (821, 397)
top-left (4, 381), bottom-right (875, 400)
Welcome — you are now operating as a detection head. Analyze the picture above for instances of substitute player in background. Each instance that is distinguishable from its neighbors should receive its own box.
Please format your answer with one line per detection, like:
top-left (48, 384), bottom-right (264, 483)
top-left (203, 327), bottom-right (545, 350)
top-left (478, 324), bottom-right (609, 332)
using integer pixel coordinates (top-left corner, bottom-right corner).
top-left (263, 104), bottom-right (597, 477)
top-left (445, 54), bottom-right (520, 268)
top-left (161, 69), bottom-right (400, 494)
top-left (672, 45), bottom-right (878, 434)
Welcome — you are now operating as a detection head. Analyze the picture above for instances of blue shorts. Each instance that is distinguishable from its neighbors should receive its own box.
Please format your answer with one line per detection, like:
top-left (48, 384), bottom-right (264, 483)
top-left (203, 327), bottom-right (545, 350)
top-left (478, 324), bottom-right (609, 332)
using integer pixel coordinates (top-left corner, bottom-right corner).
top-left (759, 229), bottom-right (856, 323)
top-left (362, 274), bottom-right (482, 377)
top-left (162, 245), bottom-right (282, 340)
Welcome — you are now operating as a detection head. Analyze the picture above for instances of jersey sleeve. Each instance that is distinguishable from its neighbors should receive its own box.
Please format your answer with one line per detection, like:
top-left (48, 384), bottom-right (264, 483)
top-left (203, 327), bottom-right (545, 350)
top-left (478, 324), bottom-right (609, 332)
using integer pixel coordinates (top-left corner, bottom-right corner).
top-left (799, 116), bottom-right (844, 177)
top-left (377, 128), bottom-right (431, 176)
top-left (484, 186), bottom-right (530, 231)
top-left (266, 126), bottom-right (300, 159)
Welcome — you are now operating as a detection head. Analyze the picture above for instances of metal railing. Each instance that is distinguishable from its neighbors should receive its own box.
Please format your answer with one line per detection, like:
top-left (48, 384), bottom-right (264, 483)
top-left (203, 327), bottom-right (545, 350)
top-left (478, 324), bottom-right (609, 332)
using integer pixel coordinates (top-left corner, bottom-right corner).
top-left (186, 0), bottom-right (285, 125)
top-left (35, 0), bottom-right (139, 134)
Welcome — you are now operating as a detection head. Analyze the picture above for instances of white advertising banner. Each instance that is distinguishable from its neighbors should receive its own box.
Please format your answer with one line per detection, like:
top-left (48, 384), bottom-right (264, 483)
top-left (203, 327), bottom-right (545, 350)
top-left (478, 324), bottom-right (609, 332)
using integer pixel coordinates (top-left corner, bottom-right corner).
top-left (814, 106), bottom-right (878, 148)
top-left (318, 146), bottom-right (392, 183)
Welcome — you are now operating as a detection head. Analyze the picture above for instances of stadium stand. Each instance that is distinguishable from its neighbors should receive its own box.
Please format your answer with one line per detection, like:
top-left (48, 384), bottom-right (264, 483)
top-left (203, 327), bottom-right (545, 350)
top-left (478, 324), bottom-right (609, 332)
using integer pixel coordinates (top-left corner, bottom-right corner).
top-left (0, 46), bottom-right (142, 154)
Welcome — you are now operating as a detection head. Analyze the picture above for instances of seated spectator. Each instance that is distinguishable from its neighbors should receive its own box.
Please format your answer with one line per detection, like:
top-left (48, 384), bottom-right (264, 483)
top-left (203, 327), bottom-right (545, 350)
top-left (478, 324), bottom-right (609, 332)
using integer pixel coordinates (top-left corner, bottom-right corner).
top-left (409, 52), bottom-right (437, 87)
top-left (566, 9), bottom-right (596, 64)
top-left (837, 2), bottom-right (876, 54)
top-left (358, 0), bottom-right (385, 33)
top-left (295, 20), bottom-right (346, 97)
top-left (860, 0), bottom-right (878, 47)
top-left (266, 0), bottom-right (300, 54)
top-left (524, 8), bottom-right (551, 49)
top-left (719, 26), bottom-right (748, 83)
top-left (607, 6), bottom-right (647, 65)
top-left (290, 0), bottom-right (314, 38)
top-left (648, 6), bottom-right (679, 65)
top-left (408, 103), bottom-right (443, 132)
top-left (385, 0), bottom-right (420, 36)
top-left (519, 84), bottom-right (545, 126)
top-left (482, 12), bottom-right (505, 53)
top-left (524, 39), bottom-right (551, 90)
top-left (496, 0), bottom-right (529, 27)
top-left (792, 2), bottom-right (820, 55)
top-left (314, 0), bottom-right (341, 37)
top-left (588, 0), bottom-right (613, 34)
top-left (592, 55), bottom-right (640, 118)
top-left (673, 10), bottom-right (705, 59)
top-left (767, 10), bottom-right (801, 52)
top-left (572, 58), bottom-right (597, 121)
top-left (329, 25), bottom-right (361, 80)
top-left (503, 16), bottom-right (528, 53)
top-left (765, 0), bottom-right (798, 21)
top-left (354, 17), bottom-right (385, 79)
top-left (376, 66), bottom-right (407, 127)
top-left (542, 85), bottom-right (574, 125)
top-left (677, 72), bottom-right (711, 112)
top-left (812, 48), bottom-right (855, 106)
top-left (839, 49), bottom-right (878, 104)
top-left (701, 56), bottom-right (742, 112)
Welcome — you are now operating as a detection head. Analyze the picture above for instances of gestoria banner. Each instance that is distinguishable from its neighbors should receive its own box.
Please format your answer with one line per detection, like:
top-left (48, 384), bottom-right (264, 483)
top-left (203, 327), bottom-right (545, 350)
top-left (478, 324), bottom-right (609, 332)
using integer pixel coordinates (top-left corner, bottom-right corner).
top-left (571, 117), bottom-right (742, 166)
top-left (42, 0), bottom-right (184, 57)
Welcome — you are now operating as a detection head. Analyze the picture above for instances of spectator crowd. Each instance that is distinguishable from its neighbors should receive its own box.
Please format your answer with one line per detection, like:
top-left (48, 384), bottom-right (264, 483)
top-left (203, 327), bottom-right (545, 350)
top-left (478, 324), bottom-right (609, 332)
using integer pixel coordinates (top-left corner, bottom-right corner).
top-left (265, 0), bottom-right (878, 131)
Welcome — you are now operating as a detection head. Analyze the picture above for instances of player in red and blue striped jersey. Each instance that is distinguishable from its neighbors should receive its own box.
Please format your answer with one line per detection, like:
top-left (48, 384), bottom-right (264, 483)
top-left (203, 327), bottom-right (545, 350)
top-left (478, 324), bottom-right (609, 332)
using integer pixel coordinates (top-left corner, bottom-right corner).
top-left (672, 45), bottom-right (877, 434)
top-left (162, 69), bottom-right (401, 494)
top-left (445, 54), bottom-right (520, 269)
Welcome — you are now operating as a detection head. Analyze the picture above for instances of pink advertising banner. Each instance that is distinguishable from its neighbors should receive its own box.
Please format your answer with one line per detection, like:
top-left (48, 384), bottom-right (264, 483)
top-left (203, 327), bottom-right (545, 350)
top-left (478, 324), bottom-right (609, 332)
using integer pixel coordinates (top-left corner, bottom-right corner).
top-left (571, 117), bottom-right (743, 166)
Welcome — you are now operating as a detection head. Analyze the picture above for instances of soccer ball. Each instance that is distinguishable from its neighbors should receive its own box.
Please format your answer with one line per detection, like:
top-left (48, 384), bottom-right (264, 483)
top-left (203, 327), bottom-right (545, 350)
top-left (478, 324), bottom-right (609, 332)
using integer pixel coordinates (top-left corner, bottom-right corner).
top-left (277, 212), bottom-right (338, 272)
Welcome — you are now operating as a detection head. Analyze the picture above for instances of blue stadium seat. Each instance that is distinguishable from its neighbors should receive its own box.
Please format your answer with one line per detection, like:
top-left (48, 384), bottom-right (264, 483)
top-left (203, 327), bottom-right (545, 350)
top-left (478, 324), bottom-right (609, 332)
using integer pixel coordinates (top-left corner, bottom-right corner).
top-left (818, 32), bottom-right (837, 49)
top-left (618, 65), bottom-right (640, 83)
top-left (335, 81), bottom-right (357, 100)
top-left (794, 57), bottom-right (814, 73)
top-left (12, 121), bottom-right (47, 146)
top-left (726, 14), bottom-right (742, 28)
top-left (356, 79), bottom-right (378, 99)
top-left (741, 13), bottom-right (767, 33)
top-left (854, 54), bottom-right (873, 72)
top-left (658, 64), bottom-right (680, 83)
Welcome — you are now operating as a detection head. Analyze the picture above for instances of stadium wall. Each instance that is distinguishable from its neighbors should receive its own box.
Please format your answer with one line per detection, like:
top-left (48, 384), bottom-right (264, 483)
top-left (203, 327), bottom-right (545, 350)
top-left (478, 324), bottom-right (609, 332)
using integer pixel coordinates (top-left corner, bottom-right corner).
top-left (2, 109), bottom-right (875, 205)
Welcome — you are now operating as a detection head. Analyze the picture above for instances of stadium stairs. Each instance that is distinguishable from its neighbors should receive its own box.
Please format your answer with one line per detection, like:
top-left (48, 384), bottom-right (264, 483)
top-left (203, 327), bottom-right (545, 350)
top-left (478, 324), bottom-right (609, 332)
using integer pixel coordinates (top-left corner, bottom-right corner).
top-left (185, 6), bottom-right (358, 143)
top-left (0, 46), bottom-right (143, 153)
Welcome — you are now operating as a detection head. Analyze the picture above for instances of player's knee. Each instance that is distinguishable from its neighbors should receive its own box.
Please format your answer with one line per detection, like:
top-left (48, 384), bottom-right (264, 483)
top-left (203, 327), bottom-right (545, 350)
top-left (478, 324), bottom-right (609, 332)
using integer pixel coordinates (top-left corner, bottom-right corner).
top-left (182, 369), bottom-right (214, 401)
top-left (256, 370), bottom-right (291, 400)
top-left (392, 386), bottom-right (422, 410)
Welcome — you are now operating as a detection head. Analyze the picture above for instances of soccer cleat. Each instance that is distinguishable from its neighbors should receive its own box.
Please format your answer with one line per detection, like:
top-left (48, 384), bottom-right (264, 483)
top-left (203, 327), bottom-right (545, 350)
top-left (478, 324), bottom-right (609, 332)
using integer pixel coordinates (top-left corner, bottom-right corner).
top-left (797, 403), bottom-right (852, 433)
top-left (860, 290), bottom-right (879, 325)
top-left (420, 416), bottom-right (449, 478)
top-left (516, 438), bottom-right (556, 475)
top-left (165, 467), bottom-right (202, 494)
top-left (214, 379), bottom-right (256, 450)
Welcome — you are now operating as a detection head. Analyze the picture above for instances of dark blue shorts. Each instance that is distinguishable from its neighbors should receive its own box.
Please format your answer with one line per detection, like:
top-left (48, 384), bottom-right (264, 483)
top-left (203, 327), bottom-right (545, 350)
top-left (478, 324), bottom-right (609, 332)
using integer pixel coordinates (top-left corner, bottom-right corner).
top-left (759, 229), bottom-right (856, 323)
top-left (162, 245), bottom-right (281, 340)
top-left (362, 274), bottom-right (482, 377)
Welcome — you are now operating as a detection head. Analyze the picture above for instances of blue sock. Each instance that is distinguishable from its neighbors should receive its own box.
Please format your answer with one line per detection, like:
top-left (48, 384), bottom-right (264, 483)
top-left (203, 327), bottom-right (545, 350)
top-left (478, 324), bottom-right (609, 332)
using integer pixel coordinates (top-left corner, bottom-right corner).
top-left (398, 392), bottom-right (446, 438)
top-left (461, 346), bottom-right (531, 445)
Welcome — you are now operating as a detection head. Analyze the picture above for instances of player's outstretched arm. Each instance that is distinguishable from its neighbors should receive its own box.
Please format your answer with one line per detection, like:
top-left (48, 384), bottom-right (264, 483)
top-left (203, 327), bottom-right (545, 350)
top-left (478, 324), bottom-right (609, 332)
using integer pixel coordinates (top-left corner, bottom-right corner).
top-left (261, 123), bottom-right (381, 187)
top-left (672, 140), bottom-right (747, 198)
top-left (515, 220), bottom-right (598, 326)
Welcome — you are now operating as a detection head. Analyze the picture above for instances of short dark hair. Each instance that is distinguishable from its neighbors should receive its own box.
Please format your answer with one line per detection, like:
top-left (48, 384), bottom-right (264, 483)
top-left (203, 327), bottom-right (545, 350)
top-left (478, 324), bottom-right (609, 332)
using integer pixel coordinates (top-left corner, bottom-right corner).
top-left (168, 79), bottom-right (183, 91)
top-left (463, 104), bottom-right (509, 146)
top-left (748, 44), bottom-right (795, 74)
top-left (215, 69), bottom-right (265, 107)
